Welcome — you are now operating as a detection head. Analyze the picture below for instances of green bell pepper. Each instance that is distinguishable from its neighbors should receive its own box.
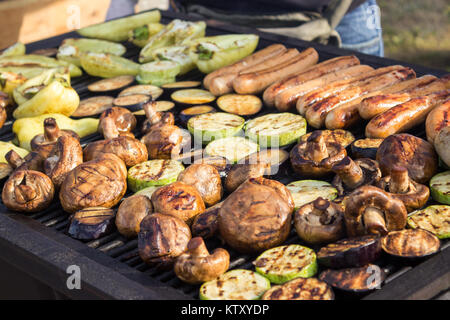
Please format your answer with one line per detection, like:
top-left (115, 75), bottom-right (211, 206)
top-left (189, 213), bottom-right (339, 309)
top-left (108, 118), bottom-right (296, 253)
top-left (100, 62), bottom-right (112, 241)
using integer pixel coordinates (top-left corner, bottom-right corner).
top-left (129, 23), bottom-right (165, 48)
top-left (152, 46), bottom-right (196, 75)
top-left (79, 52), bottom-right (140, 78)
top-left (0, 42), bottom-right (26, 58)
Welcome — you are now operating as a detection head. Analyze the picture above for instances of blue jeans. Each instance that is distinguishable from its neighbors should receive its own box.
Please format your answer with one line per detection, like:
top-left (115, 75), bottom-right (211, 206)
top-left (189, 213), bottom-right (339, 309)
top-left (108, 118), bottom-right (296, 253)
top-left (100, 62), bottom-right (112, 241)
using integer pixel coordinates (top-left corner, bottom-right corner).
top-left (336, 0), bottom-right (384, 56)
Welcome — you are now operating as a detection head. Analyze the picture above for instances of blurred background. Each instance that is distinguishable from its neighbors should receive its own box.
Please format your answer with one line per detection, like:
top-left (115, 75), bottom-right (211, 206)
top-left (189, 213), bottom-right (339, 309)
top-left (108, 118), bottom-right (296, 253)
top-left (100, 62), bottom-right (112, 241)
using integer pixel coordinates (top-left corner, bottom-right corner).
top-left (0, 0), bottom-right (448, 70)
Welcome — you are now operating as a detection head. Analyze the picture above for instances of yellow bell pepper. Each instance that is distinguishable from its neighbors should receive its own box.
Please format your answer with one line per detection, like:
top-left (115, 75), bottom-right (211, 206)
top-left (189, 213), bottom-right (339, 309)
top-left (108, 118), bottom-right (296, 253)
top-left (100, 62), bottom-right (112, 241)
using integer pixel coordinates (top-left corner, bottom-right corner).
top-left (13, 113), bottom-right (99, 150)
top-left (0, 42), bottom-right (26, 58)
top-left (0, 141), bottom-right (29, 163)
top-left (0, 71), bottom-right (27, 97)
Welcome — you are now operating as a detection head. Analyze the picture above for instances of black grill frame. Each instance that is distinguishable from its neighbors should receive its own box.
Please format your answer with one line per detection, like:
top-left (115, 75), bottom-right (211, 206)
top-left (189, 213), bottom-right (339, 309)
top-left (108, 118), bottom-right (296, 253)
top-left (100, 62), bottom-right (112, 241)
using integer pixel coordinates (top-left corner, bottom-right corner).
top-left (0, 10), bottom-right (448, 300)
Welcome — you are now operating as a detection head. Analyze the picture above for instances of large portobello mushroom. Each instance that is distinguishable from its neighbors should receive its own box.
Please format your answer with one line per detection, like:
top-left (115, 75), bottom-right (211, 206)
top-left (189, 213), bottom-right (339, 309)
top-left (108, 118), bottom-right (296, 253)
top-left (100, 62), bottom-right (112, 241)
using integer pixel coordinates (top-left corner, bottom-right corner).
top-left (218, 177), bottom-right (294, 253)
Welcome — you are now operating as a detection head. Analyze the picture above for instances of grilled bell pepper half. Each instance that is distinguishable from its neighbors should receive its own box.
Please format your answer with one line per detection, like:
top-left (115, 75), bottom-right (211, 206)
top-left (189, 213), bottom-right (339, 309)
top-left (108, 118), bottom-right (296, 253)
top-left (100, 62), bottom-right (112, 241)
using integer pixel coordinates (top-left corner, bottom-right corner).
top-left (13, 113), bottom-right (98, 150)
top-left (139, 20), bottom-right (206, 63)
top-left (152, 46), bottom-right (196, 75)
top-left (57, 38), bottom-right (127, 67)
top-left (0, 141), bottom-right (29, 163)
top-left (0, 54), bottom-right (82, 77)
top-left (80, 52), bottom-right (140, 78)
top-left (129, 23), bottom-right (165, 48)
top-left (77, 10), bottom-right (161, 42)
top-left (189, 34), bottom-right (259, 74)
top-left (0, 42), bottom-right (26, 57)
top-left (0, 71), bottom-right (27, 96)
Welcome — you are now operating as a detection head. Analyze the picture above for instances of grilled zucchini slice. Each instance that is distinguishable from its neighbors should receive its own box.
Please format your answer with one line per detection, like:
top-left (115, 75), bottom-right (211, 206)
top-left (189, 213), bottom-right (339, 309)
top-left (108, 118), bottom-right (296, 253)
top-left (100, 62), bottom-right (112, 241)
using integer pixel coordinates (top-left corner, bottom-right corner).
top-left (205, 136), bottom-right (259, 163)
top-left (199, 269), bottom-right (270, 300)
top-left (430, 171), bottom-right (450, 204)
top-left (254, 245), bottom-right (318, 284)
top-left (171, 89), bottom-right (216, 105)
top-left (407, 205), bottom-right (450, 239)
top-left (161, 81), bottom-right (200, 90)
top-left (300, 129), bottom-right (355, 148)
top-left (245, 113), bottom-right (307, 147)
top-left (287, 180), bottom-right (338, 210)
top-left (127, 160), bottom-right (184, 192)
top-left (118, 84), bottom-right (163, 100)
top-left (187, 112), bottom-right (245, 144)
top-left (217, 94), bottom-right (262, 116)
top-left (138, 60), bottom-right (180, 86)
top-left (351, 138), bottom-right (383, 159)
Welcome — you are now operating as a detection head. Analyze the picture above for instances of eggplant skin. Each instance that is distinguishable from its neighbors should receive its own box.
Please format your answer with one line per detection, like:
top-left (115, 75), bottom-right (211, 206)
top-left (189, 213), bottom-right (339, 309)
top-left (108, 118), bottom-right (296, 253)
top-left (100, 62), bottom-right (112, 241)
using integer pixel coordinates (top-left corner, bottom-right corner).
top-left (317, 236), bottom-right (382, 269)
top-left (68, 212), bottom-right (115, 240)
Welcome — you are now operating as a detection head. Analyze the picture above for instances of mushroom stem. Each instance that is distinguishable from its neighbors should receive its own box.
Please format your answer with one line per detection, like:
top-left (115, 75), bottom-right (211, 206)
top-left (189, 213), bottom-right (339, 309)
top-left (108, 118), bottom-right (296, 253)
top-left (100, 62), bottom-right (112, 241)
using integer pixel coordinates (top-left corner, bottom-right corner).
top-left (305, 132), bottom-right (329, 162)
top-left (43, 118), bottom-right (60, 142)
top-left (102, 117), bottom-right (120, 140)
top-left (389, 166), bottom-right (410, 194)
top-left (332, 157), bottom-right (363, 189)
top-left (187, 237), bottom-right (210, 257)
top-left (363, 207), bottom-right (388, 235)
top-left (5, 150), bottom-right (24, 169)
top-left (143, 101), bottom-right (162, 125)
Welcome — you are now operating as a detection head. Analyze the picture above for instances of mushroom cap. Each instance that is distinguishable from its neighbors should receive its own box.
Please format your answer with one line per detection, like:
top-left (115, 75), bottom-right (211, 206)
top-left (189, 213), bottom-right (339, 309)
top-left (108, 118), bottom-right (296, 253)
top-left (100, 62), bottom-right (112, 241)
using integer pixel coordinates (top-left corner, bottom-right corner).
top-left (141, 124), bottom-right (184, 159)
top-left (345, 185), bottom-right (407, 237)
top-left (224, 162), bottom-right (270, 193)
top-left (116, 194), bottom-right (153, 238)
top-left (142, 112), bottom-right (175, 135)
top-left (332, 158), bottom-right (381, 195)
top-left (99, 107), bottom-right (137, 136)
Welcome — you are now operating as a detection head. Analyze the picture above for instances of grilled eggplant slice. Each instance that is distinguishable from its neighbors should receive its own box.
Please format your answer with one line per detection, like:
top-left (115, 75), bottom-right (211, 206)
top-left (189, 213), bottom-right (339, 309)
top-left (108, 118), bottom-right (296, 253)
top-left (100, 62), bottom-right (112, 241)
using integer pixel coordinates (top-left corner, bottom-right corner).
top-left (171, 89), bottom-right (216, 106)
top-left (217, 94), bottom-right (262, 116)
top-left (127, 159), bottom-right (184, 192)
top-left (72, 96), bottom-right (114, 118)
top-left (351, 138), bottom-right (383, 159)
top-left (262, 277), bottom-right (334, 300)
top-left (381, 229), bottom-right (440, 259)
top-left (317, 236), bottom-right (382, 268)
top-left (205, 136), bottom-right (259, 163)
top-left (287, 180), bottom-right (338, 210)
top-left (300, 129), bottom-right (355, 148)
top-left (407, 205), bottom-right (450, 239)
top-left (254, 245), bottom-right (317, 284)
top-left (430, 171), bottom-right (450, 204)
top-left (133, 101), bottom-right (175, 116)
top-left (179, 105), bottom-right (216, 126)
top-left (68, 207), bottom-right (115, 240)
top-left (199, 269), bottom-right (270, 300)
top-left (161, 81), bottom-right (200, 90)
top-left (87, 75), bottom-right (135, 94)
top-left (319, 264), bottom-right (385, 293)
top-left (113, 94), bottom-right (150, 111)
top-left (187, 112), bottom-right (244, 144)
top-left (118, 84), bottom-right (163, 100)
top-left (245, 113), bottom-right (307, 147)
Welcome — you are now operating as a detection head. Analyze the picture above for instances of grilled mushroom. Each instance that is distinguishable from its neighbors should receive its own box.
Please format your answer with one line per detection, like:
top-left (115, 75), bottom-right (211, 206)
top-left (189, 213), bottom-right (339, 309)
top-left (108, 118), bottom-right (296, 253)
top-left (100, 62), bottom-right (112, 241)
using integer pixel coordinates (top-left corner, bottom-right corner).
top-left (116, 194), bottom-right (153, 238)
top-left (138, 213), bottom-right (191, 269)
top-left (332, 157), bottom-right (381, 195)
top-left (345, 185), bottom-right (407, 237)
top-left (177, 164), bottom-right (223, 207)
top-left (5, 149), bottom-right (44, 172)
top-left (376, 166), bottom-right (430, 212)
top-left (191, 201), bottom-right (223, 239)
top-left (2, 170), bottom-right (54, 212)
top-left (44, 135), bottom-right (83, 188)
top-left (224, 162), bottom-right (270, 193)
top-left (68, 207), bottom-right (115, 240)
top-left (141, 100), bottom-right (175, 134)
top-left (98, 107), bottom-right (137, 136)
top-left (151, 181), bottom-right (205, 225)
top-left (435, 126), bottom-right (450, 168)
top-left (294, 197), bottom-right (345, 244)
top-left (30, 118), bottom-right (79, 158)
top-left (84, 117), bottom-right (148, 167)
top-left (59, 153), bottom-right (127, 213)
top-left (174, 237), bottom-right (230, 284)
top-left (290, 130), bottom-right (347, 178)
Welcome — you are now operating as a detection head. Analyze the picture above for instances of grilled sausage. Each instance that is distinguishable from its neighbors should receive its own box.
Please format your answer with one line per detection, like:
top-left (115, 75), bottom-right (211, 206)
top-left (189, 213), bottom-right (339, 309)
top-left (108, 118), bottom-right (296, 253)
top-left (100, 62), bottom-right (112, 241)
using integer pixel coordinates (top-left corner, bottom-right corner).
top-left (232, 47), bottom-right (319, 95)
top-left (204, 44), bottom-right (286, 92)
top-left (306, 66), bottom-right (415, 128)
top-left (425, 99), bottom-right (450, 143)
top-left (366, 90), bottom-right (450, 138)
top-left (275, 65), bottom-right (374, 112)
top-left (263, 55), bottom-right (360, 107)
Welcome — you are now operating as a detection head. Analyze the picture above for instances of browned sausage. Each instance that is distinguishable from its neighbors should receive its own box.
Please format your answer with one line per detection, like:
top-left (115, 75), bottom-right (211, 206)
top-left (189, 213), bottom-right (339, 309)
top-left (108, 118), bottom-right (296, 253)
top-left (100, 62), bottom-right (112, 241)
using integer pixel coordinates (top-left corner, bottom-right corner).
top-left (232, 47), bottom-right (319, 94)
top-left (425, 99), bottom-right (450, 143)
top-left (239, 48), bottom-right (300, 74)
top-left (263, 55), bottom-right (360, 107)
top-left (275, 64), bottom-right (373, 112)
top-left (204, 44), bottom-right (286, 92)
top-left (366, 90), bottom-right (450, 138)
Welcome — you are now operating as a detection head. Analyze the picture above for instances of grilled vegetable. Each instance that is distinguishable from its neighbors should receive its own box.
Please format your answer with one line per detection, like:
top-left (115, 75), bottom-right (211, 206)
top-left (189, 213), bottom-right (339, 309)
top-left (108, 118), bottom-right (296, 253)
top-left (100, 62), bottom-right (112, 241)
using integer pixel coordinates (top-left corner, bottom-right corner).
top-left (138, 60), bottom-right (179, 86)
top-left (133, 101), bottom-right (175, 116)
top-left (98, 107), bottom-right (136, 136)
top-left (287, 180), bottom-right (338, 210)
top-left (191, 201), bottom-right (222, 239)
top-left (139, 20), bottom-right (206, 63)
top-left (193, 155), bottom-right (232, 178)
top-left (189, 34), bottom-right (259, 74)
top-left (127, 159), bottom-right (184, 192)
top-left (174, 237), bottom-right (230, 284)
top-left (262, 277), bottom-right (334, 300)
top-left (0, 163), bottom-right (12, 181)
top-left (79, 52), bottom-right (140, 78)
top-left (118, 84), bottom-right (163, 100)
top-left (317, 236), bottom-right (382, 268)
top-left (113, 94), bottom-right (150, 111)
top-left (87, 75), bottom-right (135, 94)
top-left (199, 269), bottom-right (270, 300)
top-left (57, 38), bottom-right (127, 67)
top-left (68, 207), bottom-right (115, 240)
top-left (0, 42), bottom-right (26, 57)
top-left (217, 94), bottom-right (262, 116)
top-left (351, 138), bottom-right (383, 159)
top-left (129, 23), bottom-right (165, 48)
top-left (407, 205), bottom-right (450, 239)
top-left (31, 48), bottom-right (58, 57)
top-left (179, 105), bottom-right (216, 126)
top-left (224, 162), bottom-right (270, 193)
top-left (245, 113), bottom-right (307, 148)
top-left (187, 112), bottom-right (244, 144)
top-left (205, 136), bottom-right (259, 163)
top-left (78, 10), bottom-right (161, 42)
top-left (0, 71), bottom-right (26, 96)
top-left (0, 141), bottom-right (28, 163)
top-left (116, 195), bottom-right (153, 238)
top-left (135, 185), bottom-right (160, 199)
top-left (13, 113), bottom-right (98, 150)
top-left (72, 96), bottom-right (114, 118)
top-left (238, 149), bottom-right (289, 176)
top-left (152, 46), bottom-right (196, 75)
top-left (430, 171), bottom-right (450, 204)
top-left (254, 245), bottom-right (317, 284)
top-left (161, 81), bottom-right (201, 90)
top-left (299, 129), bottom-right (355, 148)
top-left (381, 229), bottom-right (440, 259)
top-left (319, 264), bottom-right (385, 293)
top-left (171, 89), bottom-right (216, 106)
top-left (435, 126), bottom-right (450, 168)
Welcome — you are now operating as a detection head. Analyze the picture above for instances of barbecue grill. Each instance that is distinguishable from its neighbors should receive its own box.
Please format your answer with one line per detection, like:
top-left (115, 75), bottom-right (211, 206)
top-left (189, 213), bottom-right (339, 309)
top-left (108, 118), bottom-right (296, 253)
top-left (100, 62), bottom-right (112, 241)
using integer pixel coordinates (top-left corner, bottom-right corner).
top-left (0, 10), bottom-right (448, 300)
